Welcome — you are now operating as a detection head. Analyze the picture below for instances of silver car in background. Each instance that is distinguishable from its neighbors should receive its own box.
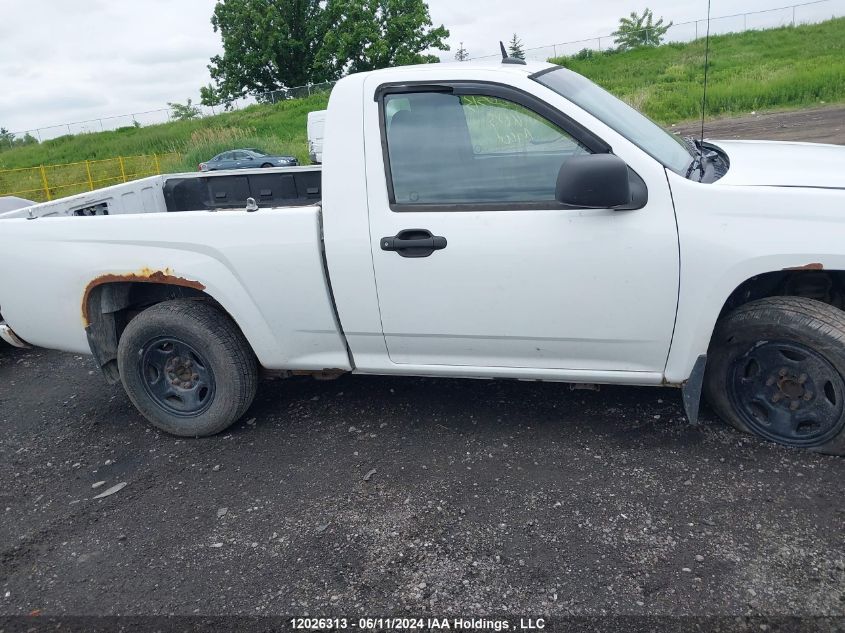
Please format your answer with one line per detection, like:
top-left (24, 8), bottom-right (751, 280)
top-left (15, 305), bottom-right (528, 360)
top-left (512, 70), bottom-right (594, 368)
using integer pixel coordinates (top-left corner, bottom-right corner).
top-left (199, 149), bottom-right (298, 171)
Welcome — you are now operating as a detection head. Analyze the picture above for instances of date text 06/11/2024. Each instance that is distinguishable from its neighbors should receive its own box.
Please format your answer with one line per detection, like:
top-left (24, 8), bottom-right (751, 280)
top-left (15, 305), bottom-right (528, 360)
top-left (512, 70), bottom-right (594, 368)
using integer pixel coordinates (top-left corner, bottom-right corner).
top-left (289, 617), bottom-right (547, 630)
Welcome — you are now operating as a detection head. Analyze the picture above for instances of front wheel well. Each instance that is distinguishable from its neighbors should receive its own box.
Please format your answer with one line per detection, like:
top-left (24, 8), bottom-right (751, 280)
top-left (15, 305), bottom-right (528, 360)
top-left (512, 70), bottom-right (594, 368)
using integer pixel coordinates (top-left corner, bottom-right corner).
top-left (688, 271), bottom-right (845, 428)
top-left (718, 269), bottom-right (845, 322)
top-left (84, 281), bottom-right (243, 383)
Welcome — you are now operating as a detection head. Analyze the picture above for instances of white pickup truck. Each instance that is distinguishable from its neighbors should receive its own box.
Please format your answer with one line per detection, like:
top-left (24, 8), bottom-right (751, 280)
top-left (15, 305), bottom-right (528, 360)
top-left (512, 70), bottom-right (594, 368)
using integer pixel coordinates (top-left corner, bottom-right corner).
top-left (1, 60), bottom-right (844, 454)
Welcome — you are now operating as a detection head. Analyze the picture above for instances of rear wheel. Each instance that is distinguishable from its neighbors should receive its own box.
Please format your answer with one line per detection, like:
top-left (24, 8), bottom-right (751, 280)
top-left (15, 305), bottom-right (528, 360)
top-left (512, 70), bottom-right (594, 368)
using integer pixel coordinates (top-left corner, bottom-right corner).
top-left (705, 297), bottom-right (845, 455)
top-left (117, 300), bottom-right (257, 437)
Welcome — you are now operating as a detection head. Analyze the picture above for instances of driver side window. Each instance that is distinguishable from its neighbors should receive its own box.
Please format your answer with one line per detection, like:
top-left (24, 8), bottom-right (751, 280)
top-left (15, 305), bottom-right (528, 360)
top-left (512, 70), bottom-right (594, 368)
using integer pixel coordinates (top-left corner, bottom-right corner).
top-left (384, 91), bottom-right (590, 207)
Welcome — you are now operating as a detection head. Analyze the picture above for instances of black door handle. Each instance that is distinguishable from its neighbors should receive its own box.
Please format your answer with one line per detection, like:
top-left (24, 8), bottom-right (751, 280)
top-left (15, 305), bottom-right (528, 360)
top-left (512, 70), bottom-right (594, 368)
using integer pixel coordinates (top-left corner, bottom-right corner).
top-left (381, 229), bottom-right (447, 258)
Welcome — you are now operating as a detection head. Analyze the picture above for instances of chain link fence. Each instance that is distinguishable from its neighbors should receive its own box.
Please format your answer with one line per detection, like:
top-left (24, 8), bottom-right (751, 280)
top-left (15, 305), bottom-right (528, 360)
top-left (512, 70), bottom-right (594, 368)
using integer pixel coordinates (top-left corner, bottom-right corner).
top-left (2, 82), bottom-right (337, 149)
top-left (253, 81), bottom-right (337, 104)
top-left (470, 0), bottom-right (844, 61)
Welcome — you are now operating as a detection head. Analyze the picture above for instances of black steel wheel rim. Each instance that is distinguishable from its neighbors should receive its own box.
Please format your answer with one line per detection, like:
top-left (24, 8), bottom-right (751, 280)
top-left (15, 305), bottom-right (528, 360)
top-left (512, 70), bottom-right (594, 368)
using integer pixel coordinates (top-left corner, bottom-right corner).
top-left (728, 340), bottom-right (845, 447)
top-left (139, 337), bottom-right (216, 417)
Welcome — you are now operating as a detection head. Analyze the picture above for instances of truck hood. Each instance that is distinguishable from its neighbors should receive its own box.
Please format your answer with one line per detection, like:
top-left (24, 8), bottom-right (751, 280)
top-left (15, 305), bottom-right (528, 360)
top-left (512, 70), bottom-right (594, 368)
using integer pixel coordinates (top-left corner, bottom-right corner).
top-left (709, 139), bottom-right (845, 189)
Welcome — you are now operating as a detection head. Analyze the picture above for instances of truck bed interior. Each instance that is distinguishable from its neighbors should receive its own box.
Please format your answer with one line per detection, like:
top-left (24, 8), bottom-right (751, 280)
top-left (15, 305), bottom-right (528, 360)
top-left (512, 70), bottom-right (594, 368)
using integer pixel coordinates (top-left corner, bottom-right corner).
top-left (164, 169), bottom-right (322, 211)
top-left (0, 166), bottom-right (322, 220)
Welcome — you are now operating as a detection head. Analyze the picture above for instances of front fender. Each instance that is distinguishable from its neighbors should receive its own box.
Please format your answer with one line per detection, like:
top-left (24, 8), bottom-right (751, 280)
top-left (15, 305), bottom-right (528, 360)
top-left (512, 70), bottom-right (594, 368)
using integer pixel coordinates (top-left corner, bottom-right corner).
top-left (664, 173), bottom-right (845, 383)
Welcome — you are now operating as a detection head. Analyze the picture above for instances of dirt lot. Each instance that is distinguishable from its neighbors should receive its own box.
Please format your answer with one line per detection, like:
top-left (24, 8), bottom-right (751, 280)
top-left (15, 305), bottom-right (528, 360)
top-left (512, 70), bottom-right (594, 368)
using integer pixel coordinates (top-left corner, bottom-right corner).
top-left (673, 105), bottom-right (845, 146)
top-left (2, 345), bottom-right (845, 623)
top-left (2, 108), bottom-right (845, 628)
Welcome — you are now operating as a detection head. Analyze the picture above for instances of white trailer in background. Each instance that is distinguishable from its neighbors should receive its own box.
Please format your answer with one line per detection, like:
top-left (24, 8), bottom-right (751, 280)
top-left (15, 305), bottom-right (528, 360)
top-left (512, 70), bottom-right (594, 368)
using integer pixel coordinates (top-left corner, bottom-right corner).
top-left (307, 110), bottom-right (326, 164)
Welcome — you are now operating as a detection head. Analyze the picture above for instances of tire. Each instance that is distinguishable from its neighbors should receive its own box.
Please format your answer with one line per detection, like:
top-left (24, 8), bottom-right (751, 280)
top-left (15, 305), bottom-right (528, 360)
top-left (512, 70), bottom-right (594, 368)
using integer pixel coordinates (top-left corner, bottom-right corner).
top-left (260, 163), bottom-right (274, 168)
top-left (117, 299), bottom-right (258, 437)
top-left (704, 297), bottom-right (845, 455)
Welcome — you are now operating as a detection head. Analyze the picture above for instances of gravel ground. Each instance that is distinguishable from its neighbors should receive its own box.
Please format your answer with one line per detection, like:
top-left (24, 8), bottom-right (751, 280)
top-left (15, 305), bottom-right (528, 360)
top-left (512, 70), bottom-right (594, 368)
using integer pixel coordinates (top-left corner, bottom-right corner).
top-left (673, 105), bottom-right (845, 146)
top-left (1, 345), bottom-right (844, 623)
top-left (2, 108), bottom-right (845, 627)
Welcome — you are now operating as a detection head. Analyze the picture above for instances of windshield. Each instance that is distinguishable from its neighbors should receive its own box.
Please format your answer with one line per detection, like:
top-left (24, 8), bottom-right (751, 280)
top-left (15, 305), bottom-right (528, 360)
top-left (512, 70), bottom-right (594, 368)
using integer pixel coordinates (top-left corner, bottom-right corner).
top-left (533, 68), bottom-right (693, 174)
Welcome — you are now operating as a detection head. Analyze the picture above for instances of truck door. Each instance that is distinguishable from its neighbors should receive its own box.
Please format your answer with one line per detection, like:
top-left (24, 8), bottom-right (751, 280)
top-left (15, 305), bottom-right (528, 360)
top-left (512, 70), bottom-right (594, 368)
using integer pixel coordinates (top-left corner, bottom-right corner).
top-left (364, 80), bottom-right (679, 374)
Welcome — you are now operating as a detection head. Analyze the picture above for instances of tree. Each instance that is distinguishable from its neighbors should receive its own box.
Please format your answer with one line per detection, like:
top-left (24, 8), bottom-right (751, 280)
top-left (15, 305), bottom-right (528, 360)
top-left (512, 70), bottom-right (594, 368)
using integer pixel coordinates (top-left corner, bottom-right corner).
top-left (508, 33), bottom-right (525, 59)
top-left (0, 128), bottom-right (37, 150)
top-left (207, 0), bottom-right (448, 101)
top-left (0, 127), bottom-right (14, 149)
top-left (208, 0), bottom-right (329, 103)
top-left (317, 0), bottom-right (449, 76)
top-left (612, 8), bottom-right (672, 50)
top-left (17, 133), bottom-right (38, 146)
top-left (199, 83), bottom-right (223, 114)
top-left (455, 42), bottom-right (469, 61)
top-left (168, 99), bottom-right (202, 121)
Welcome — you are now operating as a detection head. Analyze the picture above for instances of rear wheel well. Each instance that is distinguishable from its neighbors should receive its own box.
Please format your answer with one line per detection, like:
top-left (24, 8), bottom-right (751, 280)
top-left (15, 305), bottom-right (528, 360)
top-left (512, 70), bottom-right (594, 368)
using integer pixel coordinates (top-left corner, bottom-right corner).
top-left (84, 282), bottom-right (239, 383)
top-left (719, 270), bottom-right (845, 321)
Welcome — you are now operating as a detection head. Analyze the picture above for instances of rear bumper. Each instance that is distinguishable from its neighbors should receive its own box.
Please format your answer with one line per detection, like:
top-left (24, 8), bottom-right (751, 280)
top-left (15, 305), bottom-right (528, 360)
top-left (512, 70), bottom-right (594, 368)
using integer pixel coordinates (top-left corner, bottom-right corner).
top-left (0, 322), bottom-right (30, 348)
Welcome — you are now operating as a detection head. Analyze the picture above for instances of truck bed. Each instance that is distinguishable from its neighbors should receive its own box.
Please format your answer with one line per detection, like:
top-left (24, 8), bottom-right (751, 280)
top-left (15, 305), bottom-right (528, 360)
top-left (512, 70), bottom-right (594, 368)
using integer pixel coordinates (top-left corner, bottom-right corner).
top-left (0, 163), bottom-right (349, 372)
top-left (0, 166), bottom-right (322, 220)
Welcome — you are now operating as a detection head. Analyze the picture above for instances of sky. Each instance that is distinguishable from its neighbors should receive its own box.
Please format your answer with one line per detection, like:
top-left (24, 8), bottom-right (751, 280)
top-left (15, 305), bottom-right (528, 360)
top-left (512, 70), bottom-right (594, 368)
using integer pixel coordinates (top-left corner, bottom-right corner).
top-left (0, 0), bottom-right (841, 137)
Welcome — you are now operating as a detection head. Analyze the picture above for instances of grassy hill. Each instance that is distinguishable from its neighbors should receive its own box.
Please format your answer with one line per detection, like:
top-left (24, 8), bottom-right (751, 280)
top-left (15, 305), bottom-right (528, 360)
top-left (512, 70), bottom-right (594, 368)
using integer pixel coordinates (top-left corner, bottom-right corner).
top-left (550, 17), bottom-right (845, 123)
top-left (0, 92), bottom-right (329, 172)
top-left (1, 17), bottom-right (843, 175)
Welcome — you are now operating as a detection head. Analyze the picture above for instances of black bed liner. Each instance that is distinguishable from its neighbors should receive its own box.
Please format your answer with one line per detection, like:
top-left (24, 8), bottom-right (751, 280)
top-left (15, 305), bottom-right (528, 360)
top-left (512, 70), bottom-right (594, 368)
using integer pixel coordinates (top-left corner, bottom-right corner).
top-left (163, 170), bottom-right (322, 212)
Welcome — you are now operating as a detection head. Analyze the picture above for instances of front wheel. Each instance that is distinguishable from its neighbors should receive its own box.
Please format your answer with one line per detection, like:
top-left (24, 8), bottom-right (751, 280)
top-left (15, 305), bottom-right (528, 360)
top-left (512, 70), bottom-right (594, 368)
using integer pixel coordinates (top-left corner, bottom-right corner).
top-left (117, 300), bottom-right (258, 437)
top-left (705, 297), bottom-right (845, 455)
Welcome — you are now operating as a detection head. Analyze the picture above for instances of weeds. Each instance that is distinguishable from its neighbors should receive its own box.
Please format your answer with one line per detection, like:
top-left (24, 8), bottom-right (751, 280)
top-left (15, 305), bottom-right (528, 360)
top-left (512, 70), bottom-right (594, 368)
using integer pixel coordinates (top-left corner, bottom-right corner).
top-left (550, 18), bottom-right (845, 124)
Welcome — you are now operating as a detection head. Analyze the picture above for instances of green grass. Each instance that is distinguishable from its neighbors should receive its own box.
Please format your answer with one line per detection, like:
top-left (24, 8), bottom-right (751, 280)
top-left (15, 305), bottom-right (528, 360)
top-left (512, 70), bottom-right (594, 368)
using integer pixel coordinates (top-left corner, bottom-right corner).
top-left (0, 92), bottom-right (329, 173)
top-left (550, 17), bottom-right (845, 124)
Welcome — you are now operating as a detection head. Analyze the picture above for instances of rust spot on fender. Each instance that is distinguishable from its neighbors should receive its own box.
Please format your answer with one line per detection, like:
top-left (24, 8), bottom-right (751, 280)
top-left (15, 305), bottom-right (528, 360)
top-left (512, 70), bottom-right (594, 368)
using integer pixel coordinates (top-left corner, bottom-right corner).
top-left (82, 268), bottom-right (206, 326)
top-left (783, 262), bottom-right (824, 271)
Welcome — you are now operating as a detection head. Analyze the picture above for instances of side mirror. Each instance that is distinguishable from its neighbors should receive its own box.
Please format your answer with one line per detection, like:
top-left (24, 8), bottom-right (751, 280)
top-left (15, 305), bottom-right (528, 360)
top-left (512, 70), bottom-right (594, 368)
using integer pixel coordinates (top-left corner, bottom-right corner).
top-left (555, 154), bottom-right (632, 209)
top-left (245, 156), bottom-right (253, 160)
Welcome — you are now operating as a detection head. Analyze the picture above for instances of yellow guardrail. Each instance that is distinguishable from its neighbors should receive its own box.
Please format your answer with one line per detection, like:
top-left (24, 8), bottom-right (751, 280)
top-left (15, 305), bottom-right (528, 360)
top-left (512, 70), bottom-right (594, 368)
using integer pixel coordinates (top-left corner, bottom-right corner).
top-left (0, 153), bottom-right (182, 203)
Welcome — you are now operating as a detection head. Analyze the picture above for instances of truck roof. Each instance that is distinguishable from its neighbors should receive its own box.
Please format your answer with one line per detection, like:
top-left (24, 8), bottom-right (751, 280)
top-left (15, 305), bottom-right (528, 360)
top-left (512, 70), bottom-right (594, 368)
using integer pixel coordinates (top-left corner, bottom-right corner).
top-left (341, 59), bottom-right (558, 85)
top-left (401, 59), bottom-right (556, 74)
